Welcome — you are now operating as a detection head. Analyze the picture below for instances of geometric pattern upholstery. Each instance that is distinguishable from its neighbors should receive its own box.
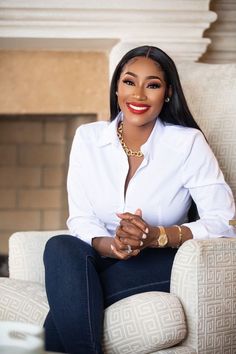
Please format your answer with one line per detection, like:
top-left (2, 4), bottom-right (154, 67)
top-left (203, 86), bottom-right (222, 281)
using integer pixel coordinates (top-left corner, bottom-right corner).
top-left (155, 347), bottom-right (197, 354)
top-left (9, 230), bottom-right (70, 285)
top-left (103, 292), bottom-right (187, 353)
top-left (1, 227), bottom-right (236, 353)
top-left (0, 278), bottom-right (188, 353)
top-left (2, 232), bottom-right (191, 353)
top-left (171, 238), bottom-right (236, 354)
top-left (0, 278), bottom-right (48, 326)
top-left (178, 63), bottom-right (236, 201)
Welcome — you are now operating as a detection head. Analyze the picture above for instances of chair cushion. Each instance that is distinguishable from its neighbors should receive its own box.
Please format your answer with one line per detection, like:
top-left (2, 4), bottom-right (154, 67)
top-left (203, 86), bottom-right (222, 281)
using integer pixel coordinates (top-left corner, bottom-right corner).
top-left (102, 291), bottom-right (187, 354)
top-left (0, 281), bottom-right (186, 353)
top-left (0, 278), bottom-right (48, 326)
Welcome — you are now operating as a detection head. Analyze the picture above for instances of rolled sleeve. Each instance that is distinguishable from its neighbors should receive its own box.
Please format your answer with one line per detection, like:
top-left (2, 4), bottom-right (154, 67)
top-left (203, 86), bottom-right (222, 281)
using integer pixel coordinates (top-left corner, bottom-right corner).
top-left (66, 127), bottom-right (112, 245)
top-left (181, 132), bottom-right (236, 238)
top-left (67, 216), bottom-right (112, 245)
top-left (183, 220), bottom-right (209, 240)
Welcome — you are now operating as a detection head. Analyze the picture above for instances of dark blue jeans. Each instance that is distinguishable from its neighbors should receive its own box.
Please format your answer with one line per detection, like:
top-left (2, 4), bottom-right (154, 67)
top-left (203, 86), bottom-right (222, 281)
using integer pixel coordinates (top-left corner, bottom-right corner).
top-left (43, 235), bottom-right (177, 354)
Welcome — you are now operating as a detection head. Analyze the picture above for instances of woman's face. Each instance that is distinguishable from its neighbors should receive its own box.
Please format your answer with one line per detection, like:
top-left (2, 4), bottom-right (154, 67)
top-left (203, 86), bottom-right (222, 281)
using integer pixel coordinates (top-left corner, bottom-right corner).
top-left (117, 56), bottom-right (167, 127)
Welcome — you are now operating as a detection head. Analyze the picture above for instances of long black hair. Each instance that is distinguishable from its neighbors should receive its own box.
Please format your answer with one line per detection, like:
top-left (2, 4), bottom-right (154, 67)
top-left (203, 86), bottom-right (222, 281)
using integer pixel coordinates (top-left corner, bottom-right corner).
top-left (110, 45), bottom-right (201, 131)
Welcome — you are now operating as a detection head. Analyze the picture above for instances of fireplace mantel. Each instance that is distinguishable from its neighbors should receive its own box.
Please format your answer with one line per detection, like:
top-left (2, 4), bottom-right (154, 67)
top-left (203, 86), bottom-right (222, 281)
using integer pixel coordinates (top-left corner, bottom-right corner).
top-left (0, 0), bottom-right (217, 72)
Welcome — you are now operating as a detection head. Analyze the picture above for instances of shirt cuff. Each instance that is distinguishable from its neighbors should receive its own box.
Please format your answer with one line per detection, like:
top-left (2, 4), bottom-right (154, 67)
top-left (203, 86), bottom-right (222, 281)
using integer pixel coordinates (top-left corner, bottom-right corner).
top-left (74, 232), bottom-right (112, 246)
top-left (182, 221), bottom-right (209, 240)
top-left (68, 222), bottom-right (112, 246)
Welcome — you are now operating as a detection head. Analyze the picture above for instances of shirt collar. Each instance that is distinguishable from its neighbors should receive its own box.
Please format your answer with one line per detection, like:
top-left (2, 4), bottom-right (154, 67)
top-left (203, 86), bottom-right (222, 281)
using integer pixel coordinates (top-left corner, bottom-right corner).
top-left (141, 118), bottom-right (165, 160)
top-left (97, 112), bottom-right (122, 147)
top-left (97, 112), bottom-right (165, 160)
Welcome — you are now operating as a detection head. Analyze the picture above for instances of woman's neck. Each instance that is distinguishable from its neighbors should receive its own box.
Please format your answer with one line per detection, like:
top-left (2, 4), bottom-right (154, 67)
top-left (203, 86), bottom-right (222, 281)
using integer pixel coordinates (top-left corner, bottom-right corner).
top-left (122, 119), bottom-right (156, 150)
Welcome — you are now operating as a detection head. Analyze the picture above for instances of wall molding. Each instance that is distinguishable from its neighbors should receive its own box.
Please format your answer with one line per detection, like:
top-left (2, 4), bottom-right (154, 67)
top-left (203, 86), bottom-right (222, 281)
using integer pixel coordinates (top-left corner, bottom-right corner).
top-left (0, 0), bottom-right (217, 71)
top-left (200, 0), bottom-right (236, 63)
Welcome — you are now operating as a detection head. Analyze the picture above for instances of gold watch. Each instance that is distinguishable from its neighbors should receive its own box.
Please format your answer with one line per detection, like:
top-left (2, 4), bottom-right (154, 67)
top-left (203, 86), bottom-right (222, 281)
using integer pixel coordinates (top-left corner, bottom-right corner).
top-left (157, 226), bottom-right (168, 247)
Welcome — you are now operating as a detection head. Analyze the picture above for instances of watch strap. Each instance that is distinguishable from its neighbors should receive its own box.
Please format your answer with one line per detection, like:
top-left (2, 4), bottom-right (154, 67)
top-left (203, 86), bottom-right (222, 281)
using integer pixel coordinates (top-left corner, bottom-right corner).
top-left (157, 226), bottom-right (168, 247)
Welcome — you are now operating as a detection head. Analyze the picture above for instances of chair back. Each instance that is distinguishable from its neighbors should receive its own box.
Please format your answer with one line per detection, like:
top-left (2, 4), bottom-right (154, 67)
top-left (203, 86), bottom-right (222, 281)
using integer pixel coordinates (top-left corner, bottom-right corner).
top-left (178, 63), bottom-right (236, 201)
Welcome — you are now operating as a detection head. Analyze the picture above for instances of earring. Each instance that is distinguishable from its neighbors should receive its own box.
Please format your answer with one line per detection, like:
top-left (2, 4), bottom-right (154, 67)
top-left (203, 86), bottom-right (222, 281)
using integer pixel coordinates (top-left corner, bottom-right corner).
top-left (165, 97), bottom-right (170, 103)
top-left (116, 91), bottom-right (118, 95)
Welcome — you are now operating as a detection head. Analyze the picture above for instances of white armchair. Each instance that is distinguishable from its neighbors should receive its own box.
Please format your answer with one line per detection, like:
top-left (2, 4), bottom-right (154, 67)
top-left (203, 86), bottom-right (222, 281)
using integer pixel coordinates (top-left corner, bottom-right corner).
top-left (0, 62), bottom-right (236, 353)
top-left (0, 233), bottom-right (235, 353)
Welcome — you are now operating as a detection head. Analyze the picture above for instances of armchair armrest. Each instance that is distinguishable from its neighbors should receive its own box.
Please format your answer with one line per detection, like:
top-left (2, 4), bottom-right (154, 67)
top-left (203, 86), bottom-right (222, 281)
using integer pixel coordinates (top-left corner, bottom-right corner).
top-left (170, 238), bottom-right (236, 352)
top-left (9, 230), bottom-right (70, 285)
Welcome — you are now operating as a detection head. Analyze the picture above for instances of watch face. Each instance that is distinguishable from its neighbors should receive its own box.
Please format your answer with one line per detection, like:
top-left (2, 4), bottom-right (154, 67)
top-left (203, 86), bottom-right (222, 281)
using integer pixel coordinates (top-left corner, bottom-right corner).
top-left (158, 234), bottom-right (168, 247)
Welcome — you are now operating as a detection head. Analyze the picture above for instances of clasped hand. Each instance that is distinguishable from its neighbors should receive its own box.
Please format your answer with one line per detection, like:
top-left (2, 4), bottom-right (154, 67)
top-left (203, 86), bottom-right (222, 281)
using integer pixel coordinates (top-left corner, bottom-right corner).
top-left (111, 208), bottom-right (154, 260)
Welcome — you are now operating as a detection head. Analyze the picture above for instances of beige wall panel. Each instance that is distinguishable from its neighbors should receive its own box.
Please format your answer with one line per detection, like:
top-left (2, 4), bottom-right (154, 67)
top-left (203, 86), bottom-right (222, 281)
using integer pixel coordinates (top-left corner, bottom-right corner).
top-left (0, 51), bottom-right (109, 120)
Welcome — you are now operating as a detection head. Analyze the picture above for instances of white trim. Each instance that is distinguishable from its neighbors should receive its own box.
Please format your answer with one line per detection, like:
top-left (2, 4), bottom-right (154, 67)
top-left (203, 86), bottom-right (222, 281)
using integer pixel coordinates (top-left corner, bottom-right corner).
top-left (0, 0), bottom-right (217, 66)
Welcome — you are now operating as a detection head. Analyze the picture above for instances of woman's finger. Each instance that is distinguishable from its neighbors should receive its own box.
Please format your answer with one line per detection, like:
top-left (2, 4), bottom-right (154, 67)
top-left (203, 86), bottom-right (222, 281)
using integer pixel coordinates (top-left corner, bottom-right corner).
top-left (121, 237), bottom-right (144, 248)
top-left (115, 233), bottom-right (143, 249)
top-left (117, 212), bottom-right (149, 234)
top-left (118, 220), bottom-right (142, 238)
top-left (114, 235), bottom-right (142, 252)
top-left (116, 226), bottom-right (144, 248)
top-left (110, 244), bottom-right (129, 259)
top-left (119, 220), bottom-right (148, 242)
top-left (110, 244), bottom-right (140, 260)
top-left (114, 234), bottom-right (129, 250)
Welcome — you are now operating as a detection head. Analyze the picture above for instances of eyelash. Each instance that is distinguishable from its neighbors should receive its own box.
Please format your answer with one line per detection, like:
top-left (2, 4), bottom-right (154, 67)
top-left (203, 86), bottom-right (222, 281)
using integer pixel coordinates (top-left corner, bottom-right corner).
top-left (122, 79), bottom-right (134, 86)
top-left (148, 83), bottom-right (161, 89)
top-left (122, 79), bottom-right (161, 89)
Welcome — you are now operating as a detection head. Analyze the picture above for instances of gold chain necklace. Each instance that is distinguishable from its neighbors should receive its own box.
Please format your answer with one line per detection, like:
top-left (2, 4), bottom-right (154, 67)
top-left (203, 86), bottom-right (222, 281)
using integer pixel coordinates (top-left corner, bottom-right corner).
top-left (117, 122), bottom-right (143, 158)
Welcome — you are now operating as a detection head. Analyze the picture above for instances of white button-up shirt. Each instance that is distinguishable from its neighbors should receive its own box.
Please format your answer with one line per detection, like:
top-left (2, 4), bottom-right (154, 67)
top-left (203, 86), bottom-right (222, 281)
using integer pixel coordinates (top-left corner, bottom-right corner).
top-left (67, 114), bottom-right (236, 244)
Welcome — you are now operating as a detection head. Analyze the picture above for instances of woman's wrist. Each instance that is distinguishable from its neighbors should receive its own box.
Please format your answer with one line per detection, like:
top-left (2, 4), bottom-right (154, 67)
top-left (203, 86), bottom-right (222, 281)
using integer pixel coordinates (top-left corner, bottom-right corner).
top-left (92, 236), bottom-right (115, 257)
top-left (165, 225), bottom-right (192, 248)
top-left (148, 226), bottom-right (160, 247)
top-left (148, 226), bottom-right (169, 248)
top-left (148, 225), bottom-right (192, 248)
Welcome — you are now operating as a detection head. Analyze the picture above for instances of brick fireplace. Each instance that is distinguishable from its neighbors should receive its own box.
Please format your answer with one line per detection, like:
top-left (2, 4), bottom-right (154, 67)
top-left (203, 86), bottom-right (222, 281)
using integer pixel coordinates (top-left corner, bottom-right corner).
top-left (0, 49), bottom-right (109, 258)
top-left (0, 114), bottom-right (95, 256)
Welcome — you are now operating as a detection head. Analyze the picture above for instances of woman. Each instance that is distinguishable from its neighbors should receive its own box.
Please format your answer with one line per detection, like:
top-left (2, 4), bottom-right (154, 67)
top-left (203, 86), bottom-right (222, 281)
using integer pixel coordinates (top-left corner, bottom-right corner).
top-left (43, 46), bottom-right (235, 354)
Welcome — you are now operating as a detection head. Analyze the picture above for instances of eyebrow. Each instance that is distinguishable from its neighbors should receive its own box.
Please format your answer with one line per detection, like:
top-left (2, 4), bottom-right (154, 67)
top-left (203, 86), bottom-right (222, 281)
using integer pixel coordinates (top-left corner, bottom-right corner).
top-left (124, 71), bottom-right (163, 82)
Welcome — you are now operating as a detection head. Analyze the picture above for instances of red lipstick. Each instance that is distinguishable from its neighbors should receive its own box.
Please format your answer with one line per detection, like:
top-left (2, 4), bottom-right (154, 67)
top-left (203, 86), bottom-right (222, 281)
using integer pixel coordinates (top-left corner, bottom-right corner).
top-left (126, 102), bottom-right (150, 115)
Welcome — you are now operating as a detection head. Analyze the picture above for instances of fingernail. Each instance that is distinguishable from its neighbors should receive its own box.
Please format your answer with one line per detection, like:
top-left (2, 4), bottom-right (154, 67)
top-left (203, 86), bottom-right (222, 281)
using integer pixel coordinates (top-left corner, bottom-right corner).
top-left (145, 227), bottom-right (149, 233)
top-left (142, 233), bottom-right (147, 239)
top-left (111, 245), bottom-right (114, 250)
top-left (140, 241), bottom-right (143, 246)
